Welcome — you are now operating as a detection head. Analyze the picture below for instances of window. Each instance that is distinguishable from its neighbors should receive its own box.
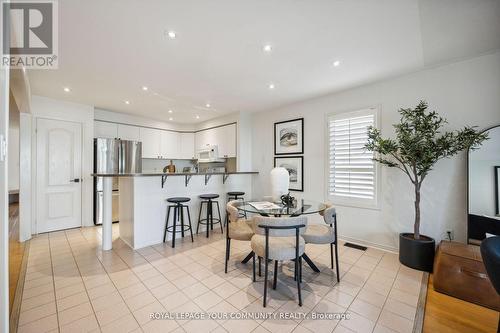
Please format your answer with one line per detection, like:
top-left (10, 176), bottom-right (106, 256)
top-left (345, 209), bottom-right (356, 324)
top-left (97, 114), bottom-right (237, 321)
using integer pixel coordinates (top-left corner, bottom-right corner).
top-left (327, 108), bottom-right (379, 208)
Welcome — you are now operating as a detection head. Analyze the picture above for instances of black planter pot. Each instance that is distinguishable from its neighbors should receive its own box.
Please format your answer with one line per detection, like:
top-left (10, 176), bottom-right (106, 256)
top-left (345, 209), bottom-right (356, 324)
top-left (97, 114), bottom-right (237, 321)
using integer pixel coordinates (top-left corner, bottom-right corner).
top-left (399, 233), bottom-right (436, 272)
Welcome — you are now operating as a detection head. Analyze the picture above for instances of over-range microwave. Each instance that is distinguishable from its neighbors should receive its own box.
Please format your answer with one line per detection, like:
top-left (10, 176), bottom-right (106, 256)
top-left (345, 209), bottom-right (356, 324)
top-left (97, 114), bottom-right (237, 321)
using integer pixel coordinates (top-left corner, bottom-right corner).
top-left (197, 145), bottom-right (224, 162)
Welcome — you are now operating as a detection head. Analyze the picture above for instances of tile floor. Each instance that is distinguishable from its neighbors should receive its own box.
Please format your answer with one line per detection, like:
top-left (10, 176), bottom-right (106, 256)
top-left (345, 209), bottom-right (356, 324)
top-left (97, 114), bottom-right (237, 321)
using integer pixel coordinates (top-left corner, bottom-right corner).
top-left (16, 225), bottom-right (423, 333)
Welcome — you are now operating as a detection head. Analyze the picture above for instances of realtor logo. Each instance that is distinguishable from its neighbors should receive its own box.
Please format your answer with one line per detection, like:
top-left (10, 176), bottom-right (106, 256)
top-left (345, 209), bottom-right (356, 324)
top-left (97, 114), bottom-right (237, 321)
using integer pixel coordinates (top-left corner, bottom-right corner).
top-left (2, 0), bottom-right (58, 68)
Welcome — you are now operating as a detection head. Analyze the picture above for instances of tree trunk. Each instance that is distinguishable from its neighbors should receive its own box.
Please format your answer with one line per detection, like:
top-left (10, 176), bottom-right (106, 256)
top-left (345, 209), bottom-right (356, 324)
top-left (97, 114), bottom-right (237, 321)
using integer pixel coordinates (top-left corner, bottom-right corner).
top-left (414, 183), bottom-right (421, 239)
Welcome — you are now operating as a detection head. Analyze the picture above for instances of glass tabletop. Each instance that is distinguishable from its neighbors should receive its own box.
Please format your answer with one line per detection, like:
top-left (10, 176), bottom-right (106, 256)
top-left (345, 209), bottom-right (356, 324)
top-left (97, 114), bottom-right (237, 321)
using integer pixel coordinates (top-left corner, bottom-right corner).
top-left (234, 199), bottom-right (327, 216)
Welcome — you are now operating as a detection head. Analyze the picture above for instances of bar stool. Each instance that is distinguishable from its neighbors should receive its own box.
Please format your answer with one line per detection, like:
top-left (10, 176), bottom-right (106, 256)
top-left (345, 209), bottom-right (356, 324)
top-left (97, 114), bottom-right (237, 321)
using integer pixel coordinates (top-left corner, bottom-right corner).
top-left (197, 194), bottom-right (223, 237)
top-left (226, 191), bottom-right (246, 225)
top-left (163, 197), bottom-right (193, 248)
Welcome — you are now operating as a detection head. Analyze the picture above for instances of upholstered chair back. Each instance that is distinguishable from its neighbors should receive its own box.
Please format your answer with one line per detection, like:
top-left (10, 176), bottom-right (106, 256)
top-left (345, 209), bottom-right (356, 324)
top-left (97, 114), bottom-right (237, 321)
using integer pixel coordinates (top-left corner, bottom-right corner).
top-left (253, 216), bottom-right (307, 237)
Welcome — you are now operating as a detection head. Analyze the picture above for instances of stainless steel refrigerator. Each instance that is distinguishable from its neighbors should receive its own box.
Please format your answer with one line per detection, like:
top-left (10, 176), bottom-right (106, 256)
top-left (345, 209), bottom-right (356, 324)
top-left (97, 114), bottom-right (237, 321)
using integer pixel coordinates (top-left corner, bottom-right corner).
top-left (93, 138), bottom-right (142, 225)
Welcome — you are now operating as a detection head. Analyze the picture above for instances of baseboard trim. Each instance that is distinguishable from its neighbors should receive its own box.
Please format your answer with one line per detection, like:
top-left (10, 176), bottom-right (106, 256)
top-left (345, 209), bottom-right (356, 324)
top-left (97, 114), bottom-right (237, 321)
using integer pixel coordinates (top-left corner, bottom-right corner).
top-left (413, 272), bottom-right (429, 333)
top-left (10, 239), bottom-right (30, 333)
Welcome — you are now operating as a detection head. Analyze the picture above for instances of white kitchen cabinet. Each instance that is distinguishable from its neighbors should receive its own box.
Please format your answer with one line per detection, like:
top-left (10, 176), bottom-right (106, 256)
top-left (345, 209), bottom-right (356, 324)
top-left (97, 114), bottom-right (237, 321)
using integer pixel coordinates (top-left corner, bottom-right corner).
top-left (140, 128), bottom-right (162, 159)
top-left (94, 121), bottom-right (118, 138)
top-left (194, 123), bottom-right (237, 158)
top-left (160, 131), bottom-right (179, 159)
top-left (179, 133), bottom-right (195, 159)
top-left (217, 124), bottom-right (236, 157)
top-left (117, 124), bottom-right (140, 141)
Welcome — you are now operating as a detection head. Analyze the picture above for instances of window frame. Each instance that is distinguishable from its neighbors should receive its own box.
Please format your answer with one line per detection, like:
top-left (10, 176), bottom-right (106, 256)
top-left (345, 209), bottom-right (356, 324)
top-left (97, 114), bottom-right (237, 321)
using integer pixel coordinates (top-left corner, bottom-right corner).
top-left (325, 107), bottom-right (381, 210)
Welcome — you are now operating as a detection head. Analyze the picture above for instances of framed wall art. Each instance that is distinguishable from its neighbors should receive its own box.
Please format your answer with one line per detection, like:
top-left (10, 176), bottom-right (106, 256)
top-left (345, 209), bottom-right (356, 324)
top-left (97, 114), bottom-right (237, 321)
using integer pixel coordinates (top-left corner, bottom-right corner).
top-left (274, 118), bottom-right (304, 155)
top-left (274, 156), bottom-right (304, 192)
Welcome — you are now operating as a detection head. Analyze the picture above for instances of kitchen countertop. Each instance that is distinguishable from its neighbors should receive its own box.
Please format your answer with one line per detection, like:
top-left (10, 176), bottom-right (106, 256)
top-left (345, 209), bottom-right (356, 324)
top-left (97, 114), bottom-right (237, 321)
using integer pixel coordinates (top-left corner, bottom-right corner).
top-left (91, 171), bottom-right (259, 177)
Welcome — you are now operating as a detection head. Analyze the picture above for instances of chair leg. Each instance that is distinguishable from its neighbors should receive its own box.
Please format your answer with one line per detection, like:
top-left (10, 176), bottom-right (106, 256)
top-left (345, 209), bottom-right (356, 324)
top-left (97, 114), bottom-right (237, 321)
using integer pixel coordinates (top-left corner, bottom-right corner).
top-left (330, 243), bottom-right (334, 269)
top-left (216, 201), bottom-right (223, 233)
top-left (252, 253), bottom-right (256, 282)
top-left (273, 260), bottom-right (278, 290)
top-left (225, 237), bottom-right (231, 273)
top-left (334, 242), bottom-right (340, 282)
top-left (186, 206), bottom-right (194, 242)
top-left (263, 254), bottom-right (269, 307)
top-left (163, 206), bottom-right (171, 243)
top-left (297, 256), bottom-right (302, 307)
top-left (299, 256), bottom-right (303, 284)
top-left (258, 257), bottom-right (261, 277)
top-left (172, 206), bottom-right (177, 248)
top-left (196, 201), bottom-right (203, 234)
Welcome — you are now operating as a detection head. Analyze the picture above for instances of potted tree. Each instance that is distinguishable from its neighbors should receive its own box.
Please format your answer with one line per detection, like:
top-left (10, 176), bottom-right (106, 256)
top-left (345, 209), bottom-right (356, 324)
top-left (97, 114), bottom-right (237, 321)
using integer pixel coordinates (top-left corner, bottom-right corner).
top-left (366, 101), bottom-right (487, 272)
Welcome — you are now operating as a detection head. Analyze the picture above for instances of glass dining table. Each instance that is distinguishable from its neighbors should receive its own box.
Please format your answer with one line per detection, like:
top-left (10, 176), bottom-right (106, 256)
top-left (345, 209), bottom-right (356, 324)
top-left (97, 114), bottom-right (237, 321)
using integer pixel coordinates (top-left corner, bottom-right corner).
top-left (233, 199), bottom-right (327, 273)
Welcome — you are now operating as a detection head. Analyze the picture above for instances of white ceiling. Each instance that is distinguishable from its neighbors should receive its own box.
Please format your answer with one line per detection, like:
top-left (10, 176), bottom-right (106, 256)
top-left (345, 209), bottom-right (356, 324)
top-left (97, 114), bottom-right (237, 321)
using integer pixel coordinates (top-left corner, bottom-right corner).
top-left (27, 0), bottom-right (500, 124)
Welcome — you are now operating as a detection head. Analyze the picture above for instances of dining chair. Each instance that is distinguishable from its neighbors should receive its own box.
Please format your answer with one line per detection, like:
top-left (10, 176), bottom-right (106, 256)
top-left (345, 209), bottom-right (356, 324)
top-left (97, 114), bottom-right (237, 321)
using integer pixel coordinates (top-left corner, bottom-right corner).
top-left (302, 203), bottom-right (340, 282)
top-left (225, 200), bottom-right (254, 273)
top-left (251, 216), bottom-right (308, 307)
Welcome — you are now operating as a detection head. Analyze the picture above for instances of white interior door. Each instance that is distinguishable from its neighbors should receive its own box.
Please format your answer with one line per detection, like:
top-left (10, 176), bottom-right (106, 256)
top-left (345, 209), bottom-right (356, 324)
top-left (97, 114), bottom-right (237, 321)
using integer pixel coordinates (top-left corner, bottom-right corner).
top-left (36, 118), bottom-right (82, 233)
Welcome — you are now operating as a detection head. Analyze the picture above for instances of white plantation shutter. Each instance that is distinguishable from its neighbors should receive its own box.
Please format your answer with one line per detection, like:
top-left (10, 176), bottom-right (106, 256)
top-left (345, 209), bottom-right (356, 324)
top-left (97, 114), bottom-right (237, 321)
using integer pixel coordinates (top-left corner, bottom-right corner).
top-left (328, 109), bottom-right (378, 206)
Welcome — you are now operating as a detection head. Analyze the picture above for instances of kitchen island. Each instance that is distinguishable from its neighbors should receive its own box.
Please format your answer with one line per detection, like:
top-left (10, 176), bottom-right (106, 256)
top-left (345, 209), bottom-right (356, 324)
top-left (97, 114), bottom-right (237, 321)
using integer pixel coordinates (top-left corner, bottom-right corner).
top-left (92, 172), bottom-right (258, 250)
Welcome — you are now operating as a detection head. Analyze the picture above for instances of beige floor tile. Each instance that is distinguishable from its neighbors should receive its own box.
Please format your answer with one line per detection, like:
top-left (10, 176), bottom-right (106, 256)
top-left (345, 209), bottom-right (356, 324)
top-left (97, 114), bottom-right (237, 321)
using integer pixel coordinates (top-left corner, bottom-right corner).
top-left (91, 290), bottom-right (125, 312)
top-left (160, 290), bottom-right (190, 311)
top-left (20, 291), bottom-right (55, 312)
top-left (95, 300), bottom-right (131, 326)
top-left (22, 282), bottom-right (54, 299)
top-left (193, 290), bottom-right (223, 310)
top-left (356, 289), bottom-right (387, 308)
top-left (340, 311), bottom-right (375, 333)
top-left (87, 282), bottom-right (117, 299)
top-left (149, 280), bottom-right (178, 299)
top-left (182, 318), bottom-right (220, 333)
top-left (60, 313), bottom-right (99, 333)
top-left (17, 314), bottom-right (59, 333)
top-left (18, 301), bottom-right (57, 326)
top-left (387, 289), bottom-right (418, 308)
top-left (377, 310), bottom-right (413, 333)
top-left (182, 281), bottom-right (210, 299)
top-left (212, 281), bottom-right (240, 298)
top-left (142, 318), bottom-right (180, 333)
top-left (223, 319), bottom-right (260, 333)
top-left (58, 301), bottom-right (94, 326)
top-left (125, 290), bottom-right (157, 311)
top-left (324, 289), bottom-right (355, 308)
top-left (261, 318), bottom-right (299, 333)
top-left (133, 300), bottom-right (165, 325)
top-left (226, 290), bottom-right (257, 310)
top-left (57, 291), bottom-right (90, 312)
top-left (383, 298), bottom-right (416, 321)
top-left (101, 313), bottom-right (140, 333)
top-left (348, 298), bottom-right (381, 322)
top-left (119, 282), bottom-right (149, 299)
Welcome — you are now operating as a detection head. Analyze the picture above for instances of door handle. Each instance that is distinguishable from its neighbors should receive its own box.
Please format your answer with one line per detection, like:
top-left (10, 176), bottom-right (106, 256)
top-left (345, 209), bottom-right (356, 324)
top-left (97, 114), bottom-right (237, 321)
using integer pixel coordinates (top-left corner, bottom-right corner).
top-left (70, 178), bottom-right (80, 183)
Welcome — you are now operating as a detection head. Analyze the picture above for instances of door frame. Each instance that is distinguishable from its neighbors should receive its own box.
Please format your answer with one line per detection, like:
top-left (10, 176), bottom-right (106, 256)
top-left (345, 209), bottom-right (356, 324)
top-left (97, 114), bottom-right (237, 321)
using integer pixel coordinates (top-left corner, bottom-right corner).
top-left (34, 117), bottom-right (84, 234)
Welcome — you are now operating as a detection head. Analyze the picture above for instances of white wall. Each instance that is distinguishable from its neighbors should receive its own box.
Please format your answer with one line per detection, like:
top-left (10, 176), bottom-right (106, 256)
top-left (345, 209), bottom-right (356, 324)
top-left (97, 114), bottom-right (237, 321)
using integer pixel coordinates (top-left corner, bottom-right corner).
top-left (19, 113), bottom-right (32, 241)
top-left (251, 51), bottom-right (500, 251)
top-left (30, 96), bottom-right (95, 233)
top-left (8, 93), bottom-right (19, 192)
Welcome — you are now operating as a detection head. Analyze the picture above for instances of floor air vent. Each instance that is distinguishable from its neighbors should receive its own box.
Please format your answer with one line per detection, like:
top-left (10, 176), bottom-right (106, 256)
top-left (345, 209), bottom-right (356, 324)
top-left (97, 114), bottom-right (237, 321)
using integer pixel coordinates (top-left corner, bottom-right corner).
top-left (344, 242), bottom-right (367, 251)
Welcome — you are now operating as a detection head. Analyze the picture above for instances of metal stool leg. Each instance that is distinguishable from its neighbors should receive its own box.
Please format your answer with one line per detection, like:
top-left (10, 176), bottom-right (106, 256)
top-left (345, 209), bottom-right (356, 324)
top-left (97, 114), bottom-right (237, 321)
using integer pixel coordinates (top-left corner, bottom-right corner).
top-left (163, 205), bottom-right (172, 243)
top-left (179, 203), bottom-right (185, 238)
top-left (186, 206), bottom-right (194, 242)
top-left (216, 201), bottom-right (223, 233)
top-left (172, 205), bottom-right (177, 248)
top-left (206, 200), bottom-right (210, 238)
top-left (196, 201), bottom-right (204, 234)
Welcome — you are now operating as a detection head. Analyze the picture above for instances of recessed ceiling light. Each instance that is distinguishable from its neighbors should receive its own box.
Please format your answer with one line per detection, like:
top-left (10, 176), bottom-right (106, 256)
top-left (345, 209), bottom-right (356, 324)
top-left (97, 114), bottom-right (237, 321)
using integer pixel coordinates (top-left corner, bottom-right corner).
top-left (205, 103), bottom-right (211, 108)
top-left (142, 86), bottom-right (148, 91)
top-left (263, 44), bottom-right (272, 52)
top-left (169, 117), bottom-right (173, 121)
top-left (268, 83), bottom-right (275, 90)
top-left (167, 31), bottom-right (176, 39)
top-left (195, 115), bottom-right (200, 119)
top-left (168, 110), bottom-right (173, 113)
top-left (124, 100), bottom-right (130, 105)
top-left (63, 87), bottom-right (70, 92)
top-left (333, 60), bottom-right (340, 67)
